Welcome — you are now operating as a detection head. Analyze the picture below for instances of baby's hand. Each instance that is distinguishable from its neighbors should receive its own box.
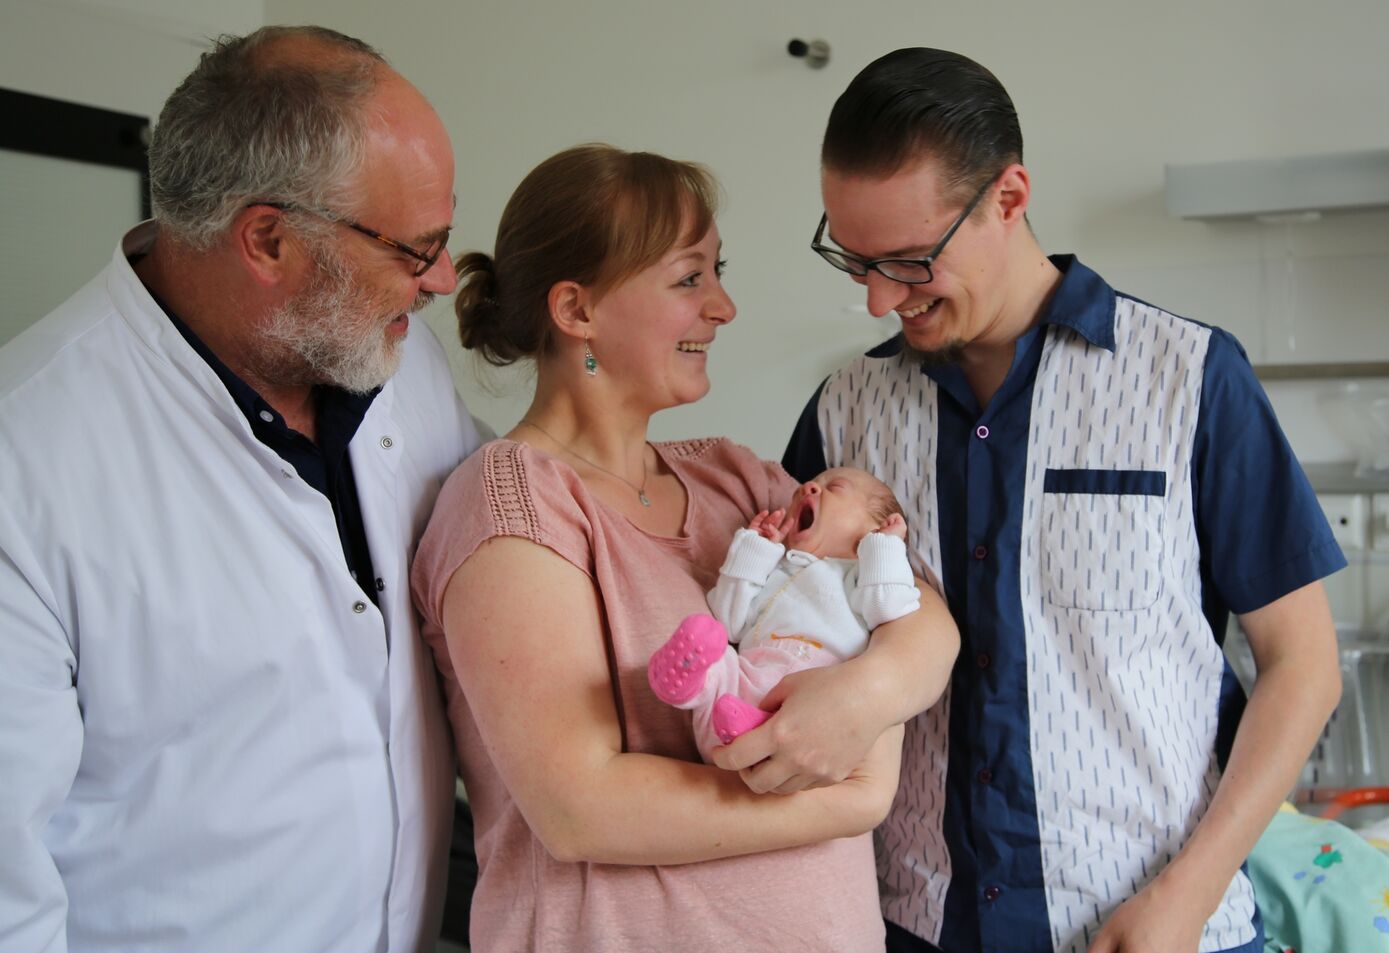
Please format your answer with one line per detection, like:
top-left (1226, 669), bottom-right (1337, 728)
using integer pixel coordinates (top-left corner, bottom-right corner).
top-left (749, 509), bottom-right (789, 543)
top-left (879, 512), bottom-right (908, 541)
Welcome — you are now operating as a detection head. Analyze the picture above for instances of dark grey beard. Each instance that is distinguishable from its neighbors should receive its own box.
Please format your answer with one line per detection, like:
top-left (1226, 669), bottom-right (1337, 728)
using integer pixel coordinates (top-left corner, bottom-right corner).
top-left (902, 339), bottom-right (966, 367)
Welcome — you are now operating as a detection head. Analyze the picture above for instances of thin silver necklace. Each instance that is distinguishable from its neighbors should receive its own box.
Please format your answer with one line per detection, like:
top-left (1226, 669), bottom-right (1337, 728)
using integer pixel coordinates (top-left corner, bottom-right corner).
top-left (518, 419), bottom-right (652, 507)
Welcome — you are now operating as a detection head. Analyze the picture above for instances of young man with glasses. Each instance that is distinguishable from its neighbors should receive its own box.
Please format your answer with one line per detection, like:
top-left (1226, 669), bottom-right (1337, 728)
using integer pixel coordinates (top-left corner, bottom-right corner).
top-left (778, 47), bottom-right (1344, 953)
top-left (0, 26), bottom-right (486, 952)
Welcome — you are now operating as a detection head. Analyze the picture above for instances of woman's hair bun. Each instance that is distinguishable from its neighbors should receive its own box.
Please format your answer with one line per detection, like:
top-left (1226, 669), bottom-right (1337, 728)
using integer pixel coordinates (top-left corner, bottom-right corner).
top-left (454, 251), bottom-right (516, 365)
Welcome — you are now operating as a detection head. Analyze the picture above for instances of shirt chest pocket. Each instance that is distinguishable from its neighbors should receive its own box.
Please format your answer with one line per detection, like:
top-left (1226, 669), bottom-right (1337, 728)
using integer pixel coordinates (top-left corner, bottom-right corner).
top-left (1041, 468), bottom-right (1167, 612)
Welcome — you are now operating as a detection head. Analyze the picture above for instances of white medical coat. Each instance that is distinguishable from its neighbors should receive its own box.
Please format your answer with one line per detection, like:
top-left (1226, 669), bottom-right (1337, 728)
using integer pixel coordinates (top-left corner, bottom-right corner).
top-left (0, 224), bottom-right (485, 952)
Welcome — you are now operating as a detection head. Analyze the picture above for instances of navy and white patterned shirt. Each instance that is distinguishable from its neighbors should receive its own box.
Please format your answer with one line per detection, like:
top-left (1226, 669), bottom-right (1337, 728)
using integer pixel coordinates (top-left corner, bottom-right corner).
top-left (783, 256), bottom-right (1345, 953)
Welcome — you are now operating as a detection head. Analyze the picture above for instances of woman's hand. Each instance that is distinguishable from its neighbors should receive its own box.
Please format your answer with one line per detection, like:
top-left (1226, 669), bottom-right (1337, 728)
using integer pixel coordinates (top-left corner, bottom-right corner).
top-left (710, 658), bottom-right (892, 793)
top-left (829, 721), bottom-right (905, 829)
top-left (443, 535), bottom-right (912, 866)
top-left (712, 578), bottom-right (957, 794)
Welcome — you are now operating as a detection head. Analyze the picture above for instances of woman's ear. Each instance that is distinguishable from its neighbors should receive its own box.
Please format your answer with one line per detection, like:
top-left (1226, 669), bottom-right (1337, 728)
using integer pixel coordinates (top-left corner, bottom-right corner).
top-left (547, 280), bottom-right (595, 342)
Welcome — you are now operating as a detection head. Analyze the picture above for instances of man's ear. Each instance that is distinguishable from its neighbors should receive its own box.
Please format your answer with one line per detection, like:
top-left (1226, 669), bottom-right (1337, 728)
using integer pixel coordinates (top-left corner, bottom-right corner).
top-left (233, 205), bottom-right (300, 288)
top-left (547, 279), bottom-right (595, 343)
top-left (993, 162), bottom-right (1031, 226)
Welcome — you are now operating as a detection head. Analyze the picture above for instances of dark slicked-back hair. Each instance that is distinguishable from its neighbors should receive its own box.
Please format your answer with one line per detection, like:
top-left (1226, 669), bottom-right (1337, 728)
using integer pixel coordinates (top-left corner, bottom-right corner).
top-left (822, 48), bottom-right (1022, 203)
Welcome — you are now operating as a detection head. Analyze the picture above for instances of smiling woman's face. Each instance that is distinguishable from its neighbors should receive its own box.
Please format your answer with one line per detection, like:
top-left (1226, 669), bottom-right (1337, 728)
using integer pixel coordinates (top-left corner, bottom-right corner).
top-left (587, 220), bottom-right (735, 414)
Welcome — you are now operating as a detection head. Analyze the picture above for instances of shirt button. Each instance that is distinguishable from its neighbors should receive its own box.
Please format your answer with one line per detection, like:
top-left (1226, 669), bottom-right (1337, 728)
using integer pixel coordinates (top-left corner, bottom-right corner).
top-left (259, 410), bottom-right (275, 423)
top-left (977, 768), bottom-right (993, 784)
top-left (977, 652), bottom-right (991, 669)
top-left (352, 600), bottom-right (367, 614)
top-left (380, 436), bottom-right (394, 449)
top-left (984, 885), bottom-right (1002, 902)
top-left (975, 424), bottom-right (989, 439)
top-left (973, 544), bottom-right (988, 560)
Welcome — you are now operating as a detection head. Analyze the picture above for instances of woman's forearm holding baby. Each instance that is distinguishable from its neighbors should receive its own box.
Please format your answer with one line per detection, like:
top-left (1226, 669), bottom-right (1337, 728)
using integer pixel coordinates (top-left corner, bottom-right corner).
top-left (711, 579), bottom-right (958, 793)
top-left (443, 536), bottom-right (898, 866)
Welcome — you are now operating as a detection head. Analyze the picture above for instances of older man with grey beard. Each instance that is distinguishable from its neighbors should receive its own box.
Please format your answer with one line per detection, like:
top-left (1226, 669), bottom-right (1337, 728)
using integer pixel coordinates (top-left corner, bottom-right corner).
top-left (0, 25), bottom-right (487, 953)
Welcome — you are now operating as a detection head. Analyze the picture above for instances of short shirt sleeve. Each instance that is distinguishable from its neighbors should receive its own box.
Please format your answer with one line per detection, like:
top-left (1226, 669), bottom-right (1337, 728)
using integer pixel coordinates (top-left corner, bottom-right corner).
top-left (410, 440), bottom-right (597, 631)
top-left (756, 449), bottom-right (801, 507)
top-left (1194, 329), bottom-right (1346, 615)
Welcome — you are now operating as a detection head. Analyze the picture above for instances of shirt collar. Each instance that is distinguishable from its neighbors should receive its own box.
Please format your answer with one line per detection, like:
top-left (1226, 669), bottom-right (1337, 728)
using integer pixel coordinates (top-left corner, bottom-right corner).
top-left (861, 254), bottom-right (1117, 359)
top-left (1037, 255), bottom-right (1116, 352)
top-left (145, 287), bottom-right (379, 447)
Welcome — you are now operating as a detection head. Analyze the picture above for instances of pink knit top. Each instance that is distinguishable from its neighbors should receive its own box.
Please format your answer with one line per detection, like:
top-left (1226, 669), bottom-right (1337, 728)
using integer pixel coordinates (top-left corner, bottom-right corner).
top-left (411, 437), bottom-right (883, 953)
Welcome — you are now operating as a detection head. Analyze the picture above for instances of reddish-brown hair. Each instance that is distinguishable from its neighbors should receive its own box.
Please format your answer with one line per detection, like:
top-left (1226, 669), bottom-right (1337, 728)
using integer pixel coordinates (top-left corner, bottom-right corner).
top-left (455, 144), bottom-right (719, 367)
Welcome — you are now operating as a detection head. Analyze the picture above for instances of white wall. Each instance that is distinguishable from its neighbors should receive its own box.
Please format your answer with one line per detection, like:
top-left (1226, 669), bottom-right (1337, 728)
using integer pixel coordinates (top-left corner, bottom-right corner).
top-left (259, 0), bottom-right (1389, 462)
top-left (1, 0), bottom-right (264, 118)
top-left (6, 0), bottom-right (1386, 463)
top-left (0, 0), bottom-right (267, 331)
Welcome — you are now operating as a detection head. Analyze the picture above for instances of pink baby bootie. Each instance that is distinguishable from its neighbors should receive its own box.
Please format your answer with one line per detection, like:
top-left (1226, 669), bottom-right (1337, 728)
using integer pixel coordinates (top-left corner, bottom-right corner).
top-left (711, 693), bottom-right (772, 745)
top-left (648, 614), bottom-right (728, 706)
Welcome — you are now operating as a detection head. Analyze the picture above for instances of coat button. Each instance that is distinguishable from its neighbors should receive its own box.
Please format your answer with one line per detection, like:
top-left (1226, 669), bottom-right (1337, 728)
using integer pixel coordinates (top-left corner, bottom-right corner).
top-left (352, 600), bottom-right (367, 614)
top-left (973, 544), bottom-right (988, 560)
top-left (380, 436), bottom-right (394, 449)
top-left (975, 425), bottom-right (989, 439)
top-left (984, 885), bottom-right (1002, 902)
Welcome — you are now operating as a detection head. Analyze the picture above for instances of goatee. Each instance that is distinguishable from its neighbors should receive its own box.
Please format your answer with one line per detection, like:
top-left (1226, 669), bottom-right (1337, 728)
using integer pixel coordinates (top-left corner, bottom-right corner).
top-left (902, 339), bottom-right (965, 367)
top-left (257, 242), bottom-right (434, 394)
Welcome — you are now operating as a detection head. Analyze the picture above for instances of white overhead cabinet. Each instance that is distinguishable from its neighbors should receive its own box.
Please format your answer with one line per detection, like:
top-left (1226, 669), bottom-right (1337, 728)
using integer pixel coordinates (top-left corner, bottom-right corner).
top-left (1164, 148), bottom-right (1389, 221)
top-left (1152, 149), bottom-right (1389, 376)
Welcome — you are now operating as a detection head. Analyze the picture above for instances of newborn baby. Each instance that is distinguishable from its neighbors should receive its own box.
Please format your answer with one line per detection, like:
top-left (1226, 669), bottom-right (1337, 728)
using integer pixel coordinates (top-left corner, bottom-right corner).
top-left (648, 466), bottom-right (920, 760)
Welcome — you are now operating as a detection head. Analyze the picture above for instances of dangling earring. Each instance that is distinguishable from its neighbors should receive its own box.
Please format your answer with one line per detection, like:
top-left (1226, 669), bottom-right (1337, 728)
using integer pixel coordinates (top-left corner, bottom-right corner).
top-left (583, 333), bottom-right (598, 377)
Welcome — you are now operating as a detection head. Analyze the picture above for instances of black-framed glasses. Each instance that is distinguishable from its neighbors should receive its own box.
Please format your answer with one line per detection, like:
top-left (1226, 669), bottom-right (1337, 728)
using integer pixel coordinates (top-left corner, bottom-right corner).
top-left (256, 201), bottom-right (451, 277)
top-left (810, 177), bottom-right (994, 285)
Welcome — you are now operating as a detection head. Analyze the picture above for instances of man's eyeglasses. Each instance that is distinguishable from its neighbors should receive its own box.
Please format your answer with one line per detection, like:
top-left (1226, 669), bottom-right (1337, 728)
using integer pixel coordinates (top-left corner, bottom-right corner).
top-left (810, 177), bottom-right (994, 285)
top-left (257, 202), bottom-right (451, 277)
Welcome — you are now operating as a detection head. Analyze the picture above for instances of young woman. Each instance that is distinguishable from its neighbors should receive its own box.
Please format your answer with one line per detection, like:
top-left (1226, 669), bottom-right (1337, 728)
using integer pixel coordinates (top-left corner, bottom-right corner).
top-left (410, 145), bottom-right (958, 952)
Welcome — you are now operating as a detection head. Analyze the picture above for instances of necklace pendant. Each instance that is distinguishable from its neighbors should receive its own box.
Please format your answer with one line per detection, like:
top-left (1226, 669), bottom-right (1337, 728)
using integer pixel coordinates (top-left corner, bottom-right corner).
top-left (638, 491), bottom-right (652, 507)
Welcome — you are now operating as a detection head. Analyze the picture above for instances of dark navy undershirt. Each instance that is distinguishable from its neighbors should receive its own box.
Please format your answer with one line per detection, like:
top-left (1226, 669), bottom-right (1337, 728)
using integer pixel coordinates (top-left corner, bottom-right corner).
top-left (155, 295), bottom-right (381, 605)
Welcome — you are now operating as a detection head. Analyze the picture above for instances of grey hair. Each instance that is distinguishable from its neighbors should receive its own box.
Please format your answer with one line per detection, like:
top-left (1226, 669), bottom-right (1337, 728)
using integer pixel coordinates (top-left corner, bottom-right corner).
top-left (148, 25), bottom-right (387, 251)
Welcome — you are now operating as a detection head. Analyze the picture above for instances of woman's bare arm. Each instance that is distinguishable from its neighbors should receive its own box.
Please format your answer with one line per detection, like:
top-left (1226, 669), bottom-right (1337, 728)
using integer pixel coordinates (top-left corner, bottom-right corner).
top-left (442, 535), bottom-right (902, 866)
top-left (712, 579), bottom-right (959, 793)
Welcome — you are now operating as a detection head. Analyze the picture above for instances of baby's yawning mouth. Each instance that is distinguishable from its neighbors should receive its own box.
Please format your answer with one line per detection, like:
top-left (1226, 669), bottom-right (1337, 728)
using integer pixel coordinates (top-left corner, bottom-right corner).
top-left (786, 494), bottom-right (819, 546)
